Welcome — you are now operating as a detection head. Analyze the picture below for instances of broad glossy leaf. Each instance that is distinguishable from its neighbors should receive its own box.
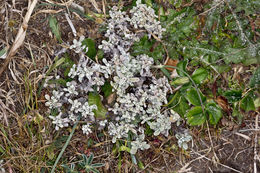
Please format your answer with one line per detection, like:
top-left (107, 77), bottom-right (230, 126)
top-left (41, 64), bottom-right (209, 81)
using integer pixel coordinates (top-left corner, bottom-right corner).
top-left (82, 38), bottom-right (97, 59)
top-left (191, 68), bottom-right (208, 84)
top-left (240, 94), bottom-right (255, 112)
top-left (206, 101), bottom-right (222, 125)
top-left (186, 87), bottom-right (206, 106)
top-left (223, 90), bottom-right (242, 103)
top-left (167, 92), bottom-right (189, 118)
top-left (186, 106), bottom-right (206, 126)
top-left (176, 60), bottom-right (188, 77)
top-left (88, 92), bottom-right (107, 119)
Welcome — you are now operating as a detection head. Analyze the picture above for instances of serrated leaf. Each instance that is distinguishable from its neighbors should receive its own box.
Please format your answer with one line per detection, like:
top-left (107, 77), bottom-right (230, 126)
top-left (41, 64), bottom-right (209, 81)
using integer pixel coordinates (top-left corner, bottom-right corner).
top-left (49, 16), bottom-right (62, 43)
top-left (223, 90), bottom-right (242, 103)
top-left (240, 94), bottom-right (255, 112)
top-left (176, 60), bottom-right (188, 77)
top-left (191, 68), bottom-right (208, 84)
top-left (186, 106), bottom-right (206, 126)
top-left (206, 101), bottom-right (222, 125)
top-left (249, 67), bottom-right (260, 88)
top-left (186, 87), bottom-right (206, 106)
top-left (88, 92), bottom-right (107, 119)
top-left (82, 38), bottom-right (97, 59)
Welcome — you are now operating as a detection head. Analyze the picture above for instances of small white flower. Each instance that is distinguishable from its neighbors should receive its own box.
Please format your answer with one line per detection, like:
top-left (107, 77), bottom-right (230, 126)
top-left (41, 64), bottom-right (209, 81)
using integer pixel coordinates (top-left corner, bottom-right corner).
top-left (45, 90), bottom-right (63, 109)
top-left (49, 113), bottom-right (70, 130)
top-left (70, 36), bottom-right (87, 53)
top-left (82, 123), bottom-right (92, 135)
top-left (175, 132), bottom-right (192, 150)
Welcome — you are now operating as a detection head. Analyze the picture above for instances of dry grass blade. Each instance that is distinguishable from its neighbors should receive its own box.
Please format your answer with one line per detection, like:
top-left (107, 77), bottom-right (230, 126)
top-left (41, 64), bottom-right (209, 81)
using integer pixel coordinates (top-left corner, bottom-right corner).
top-left (89, 0), bottom-right (101, 13)
top-left (0, 0), bottom-right (38, 77)
top-left (254, 114), bottom-right (259, 173)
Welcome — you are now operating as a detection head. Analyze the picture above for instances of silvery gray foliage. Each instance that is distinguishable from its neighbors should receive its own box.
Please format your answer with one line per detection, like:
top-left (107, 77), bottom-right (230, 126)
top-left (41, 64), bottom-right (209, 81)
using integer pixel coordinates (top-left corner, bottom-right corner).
top-left (130, 0), bottom-right (166, 39)
top-left (97, 1), bottom-right (173, 154)
top-left (45, 1), bottom-right (181, 155)
top-left (175, 132), bottom-right (192, 150)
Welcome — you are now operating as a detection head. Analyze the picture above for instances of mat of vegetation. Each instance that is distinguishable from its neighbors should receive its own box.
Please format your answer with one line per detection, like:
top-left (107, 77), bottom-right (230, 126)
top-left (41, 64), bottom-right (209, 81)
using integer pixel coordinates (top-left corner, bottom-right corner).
top-left (0, 0), bottom-right (259, 172)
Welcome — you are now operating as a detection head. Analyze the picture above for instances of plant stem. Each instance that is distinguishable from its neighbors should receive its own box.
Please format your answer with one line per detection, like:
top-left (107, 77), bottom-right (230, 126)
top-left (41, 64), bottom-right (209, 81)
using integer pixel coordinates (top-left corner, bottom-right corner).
top-left (51, 121), bottom-right (79, 173)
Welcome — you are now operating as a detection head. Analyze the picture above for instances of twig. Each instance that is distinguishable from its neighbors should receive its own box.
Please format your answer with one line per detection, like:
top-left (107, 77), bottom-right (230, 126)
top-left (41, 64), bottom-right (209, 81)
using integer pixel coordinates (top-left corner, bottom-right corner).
top-left (191, 150), bottom-right (243, 173)
top-left (254, 114), bottom-right (259, 173)
top-left (65, 13), bottom-right (77, 37)
top-left (199, 0), bottom-right (224, 16)
top-left (0, 0), bottom-right (38, 77)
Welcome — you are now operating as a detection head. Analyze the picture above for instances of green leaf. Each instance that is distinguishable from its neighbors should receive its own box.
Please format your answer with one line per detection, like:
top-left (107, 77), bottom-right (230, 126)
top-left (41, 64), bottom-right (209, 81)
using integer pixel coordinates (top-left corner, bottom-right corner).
top-left (176, 60), bottom-right (188, 77)
top-left (88, 92), bottom-right (107, 119)
top-left (49, 16), bottom-right (62, 43)
top-left (87, 153), bottom-right (94, 165)
top-left (167, 92), bottom-right (189, 118)
top-left (191, 68), bottom-right (208, 84)
top-left (101, 81), bottom-right (113, 98)
top-left (46, 146), bottom-right (55, 160)
top-left (0, 46), bottom-right (7, 59)
top-left (61, 53), bottom-right (75, 77)
top-left (223, 90), bottom-right (242, 103)
top-left (171, 77), bottom-right (189, 86)
top-left (96, 49), bottom-right (104, 60)
top-left (131, 35), bottom-right (165, 61)
top-left (91, 163), bottom-right (105, 168)
top-left (119, 146), bottom-right (131, 153)
top-left (186, 87), bottom-right (206, 106)
top-left (240, 94), bottom-right (255, 112)
top-left (249, 67), bottom-right (260, 88)
top-left (186, 106), bottom-right (206, 126)
top-left (82, 38), bottom-right (97, 59)
top-left (206, 101), bottom-right (222, 125)
top-left (46, 57), bottom-right (65, 76)
top-left (90, 168), bottom-right (99, 173)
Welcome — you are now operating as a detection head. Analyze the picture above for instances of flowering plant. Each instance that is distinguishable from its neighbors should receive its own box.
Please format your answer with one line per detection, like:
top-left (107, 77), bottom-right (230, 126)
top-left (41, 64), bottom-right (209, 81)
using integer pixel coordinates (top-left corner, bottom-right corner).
top-left (44, 0), bottom-right (185, 154)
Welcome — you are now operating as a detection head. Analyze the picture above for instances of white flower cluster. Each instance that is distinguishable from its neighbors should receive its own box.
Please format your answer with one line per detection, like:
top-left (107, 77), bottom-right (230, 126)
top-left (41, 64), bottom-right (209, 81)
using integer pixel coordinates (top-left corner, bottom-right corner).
top-left (130, 0), bottom-right (166, 39)
top-left (97, 2), bottom-right (173, 154)
top-left (45, 1), bottom-right (175, 154)
top-left (175, 132), bottom-right (192, 150)
top-left (70, 36), bottom-right (87, 53)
